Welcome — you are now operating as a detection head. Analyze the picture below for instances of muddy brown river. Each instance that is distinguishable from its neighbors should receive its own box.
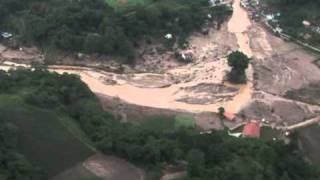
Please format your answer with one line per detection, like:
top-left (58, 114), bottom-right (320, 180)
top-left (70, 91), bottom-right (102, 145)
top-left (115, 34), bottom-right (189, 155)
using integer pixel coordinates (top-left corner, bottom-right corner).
top-left (0, 0), bottom-right (255, 113)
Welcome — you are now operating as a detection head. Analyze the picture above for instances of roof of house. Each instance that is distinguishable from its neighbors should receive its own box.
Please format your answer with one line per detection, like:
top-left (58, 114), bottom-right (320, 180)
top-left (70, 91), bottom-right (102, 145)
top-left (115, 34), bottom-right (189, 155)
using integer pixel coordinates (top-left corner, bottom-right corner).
top-left (302, 20), bottom-right (311, 27)
top-left (223, 112), bottom-right (236, 121)
top-left (243, 120), bottom-right (261, 138)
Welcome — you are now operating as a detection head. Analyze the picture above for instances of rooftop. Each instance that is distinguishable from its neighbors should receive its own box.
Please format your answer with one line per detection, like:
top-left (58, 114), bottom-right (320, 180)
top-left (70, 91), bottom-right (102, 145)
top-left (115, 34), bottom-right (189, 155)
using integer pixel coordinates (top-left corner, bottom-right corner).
top-left (243, 120), bottom-right (261, 138)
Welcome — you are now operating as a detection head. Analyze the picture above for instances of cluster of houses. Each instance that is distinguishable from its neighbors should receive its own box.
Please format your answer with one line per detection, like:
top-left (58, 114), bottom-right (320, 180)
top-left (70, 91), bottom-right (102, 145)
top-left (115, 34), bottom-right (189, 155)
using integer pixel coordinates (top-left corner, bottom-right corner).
top-left (224, 112), bottom-right (261, 138)
top-left (223, 111), bottom-right (290, 140)
top-left (240, 0), bottom-right (320, 40)
top-left (239, 0), bottom-right (284, 34)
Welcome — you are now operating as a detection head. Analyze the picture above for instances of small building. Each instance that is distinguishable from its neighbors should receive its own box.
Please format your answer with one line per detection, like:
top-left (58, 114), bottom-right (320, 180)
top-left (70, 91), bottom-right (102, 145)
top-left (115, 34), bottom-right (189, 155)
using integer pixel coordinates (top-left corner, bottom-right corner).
top-left (223, 112), bottom-right (236, 121)
top-left (265, 14), bottom-right (274, 21)
top-left (302, 20), bottom-right (311, 27)
top-left (208, 0), bottom-right (220, 6)
top-left (164, 33), bottom-right (173, 40)
top-left (243, 120), bottom-right (261, 138)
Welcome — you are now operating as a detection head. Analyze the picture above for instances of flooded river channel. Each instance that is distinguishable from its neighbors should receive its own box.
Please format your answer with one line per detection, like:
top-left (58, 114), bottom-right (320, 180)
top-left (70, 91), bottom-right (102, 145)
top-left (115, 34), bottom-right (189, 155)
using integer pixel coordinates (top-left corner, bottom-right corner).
top-left (0, 0), bottom-right (255, 113)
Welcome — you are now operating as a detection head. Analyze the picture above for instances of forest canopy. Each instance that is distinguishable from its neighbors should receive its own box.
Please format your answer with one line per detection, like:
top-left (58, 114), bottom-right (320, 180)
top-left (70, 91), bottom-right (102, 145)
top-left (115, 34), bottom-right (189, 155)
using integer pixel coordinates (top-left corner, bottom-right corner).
top-left (0, 0), bottom-right (232, 62)
top-left (0, 67), bottom-right (319, 179)
top-left (264, 0), bottom-right (320, 46)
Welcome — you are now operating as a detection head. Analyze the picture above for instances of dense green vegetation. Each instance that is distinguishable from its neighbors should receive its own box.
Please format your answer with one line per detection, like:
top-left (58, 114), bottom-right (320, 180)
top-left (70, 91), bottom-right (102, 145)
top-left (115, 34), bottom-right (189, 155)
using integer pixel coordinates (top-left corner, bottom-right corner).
top-left (0, 96), bottom-right (94, 178)
top-left (0, 69), bottom-right (96, 179)
top-left (227, 51), bottom-right (251, 84)
top-left (264, 0), bottom-right (320, 47)
top-left (0, 115), bottom-right (45, 180)
top-left (174, 115), bottom-right (195, 129)
top-left (1, 68), bottom-right (319, 179)
top-left (0, 0), bottom-right (232, 62)
top-left (105, 0), bottom-right (151, 8)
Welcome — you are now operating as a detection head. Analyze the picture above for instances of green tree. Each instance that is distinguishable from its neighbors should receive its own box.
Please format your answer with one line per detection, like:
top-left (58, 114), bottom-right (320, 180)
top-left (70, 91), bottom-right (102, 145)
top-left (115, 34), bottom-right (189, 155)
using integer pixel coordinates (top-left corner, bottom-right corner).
top-left (227, 51), bottom-right (251, 84)
top-left (218, 107), bottom-right (226, 128)
top-left (218, 107), bottom-right (225, 119)
top-left (186, 149), bottom-right (205, 177)
top-left (280, 172), bottom-right (291, 180)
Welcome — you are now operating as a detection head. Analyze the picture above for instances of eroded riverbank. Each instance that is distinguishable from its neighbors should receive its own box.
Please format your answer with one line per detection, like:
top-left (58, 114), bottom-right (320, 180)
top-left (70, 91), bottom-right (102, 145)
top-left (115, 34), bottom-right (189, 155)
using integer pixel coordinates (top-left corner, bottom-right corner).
top-left (1, 0), bottom-right (320, 131)
top-left (0, 4), bottom-right (253, 114)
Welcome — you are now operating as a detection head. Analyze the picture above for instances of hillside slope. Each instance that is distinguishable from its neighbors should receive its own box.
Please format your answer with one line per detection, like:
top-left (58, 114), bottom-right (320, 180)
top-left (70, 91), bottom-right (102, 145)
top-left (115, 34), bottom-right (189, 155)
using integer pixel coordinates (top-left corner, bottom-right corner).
top-left (264, 0), bottom-right (320, 47)
top-left (0, 95), bottom-right (95, 178)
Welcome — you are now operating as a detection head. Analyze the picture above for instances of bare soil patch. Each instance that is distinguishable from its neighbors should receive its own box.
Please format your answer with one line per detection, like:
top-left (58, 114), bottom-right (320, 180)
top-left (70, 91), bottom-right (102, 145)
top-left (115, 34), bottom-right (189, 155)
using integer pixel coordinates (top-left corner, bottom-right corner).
top-left (126, 73), bottom-right (173, 88)
top-left (54, 153), bottom-right (144, 180)
top-left (246, 21), bottom-right (320, 128)
top-left (83, 154), bottom-right (144, 180)
top-left (0, 47), bottom-right (43, 63)
top-left (242, 88), bottom-right (320, 126)
top-left (53, 163), bottom-right (97, 180)
top-left (176, 83), bottom-right (238, 105)
top-left (97, 94), bottom-right (224, 130)
top-left (176, 95), bottom-right (233, 105)
top-left (241, 100), bottom-right (279, 122)
top-left (271, 101), bottom-right (312, 124)
top-left (285, 83), bottom-right (320, 106)
top-left (250, 24), bottom-right (320, 96)
top-left (181, 83), bottom-right (238, 94)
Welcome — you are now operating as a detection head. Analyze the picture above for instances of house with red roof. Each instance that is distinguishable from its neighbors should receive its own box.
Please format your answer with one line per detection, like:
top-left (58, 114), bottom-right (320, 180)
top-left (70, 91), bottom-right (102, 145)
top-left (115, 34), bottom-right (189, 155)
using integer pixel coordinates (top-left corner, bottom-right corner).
top-left (223, 112), bottom-right (236, 121)
top-left (242, 120), bottom-right (261, 138)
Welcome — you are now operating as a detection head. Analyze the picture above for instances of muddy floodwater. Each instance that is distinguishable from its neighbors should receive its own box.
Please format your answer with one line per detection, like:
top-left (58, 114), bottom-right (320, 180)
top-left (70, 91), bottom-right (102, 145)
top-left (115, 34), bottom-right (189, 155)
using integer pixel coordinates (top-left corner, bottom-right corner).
top-left (225, 0), bottom-right (254, 112)
top-left (0, 0), bottom-right (256, 113)
top-left (228, 0), bottom-right (253, 57)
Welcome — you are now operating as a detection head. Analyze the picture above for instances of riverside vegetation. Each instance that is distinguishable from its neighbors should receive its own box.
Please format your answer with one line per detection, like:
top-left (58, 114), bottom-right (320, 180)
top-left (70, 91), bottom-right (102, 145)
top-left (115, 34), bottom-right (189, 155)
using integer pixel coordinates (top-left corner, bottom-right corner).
top-left (0, 0), bottom-right (232, 62)
top-left (0, 68), bottom-right (319, 180)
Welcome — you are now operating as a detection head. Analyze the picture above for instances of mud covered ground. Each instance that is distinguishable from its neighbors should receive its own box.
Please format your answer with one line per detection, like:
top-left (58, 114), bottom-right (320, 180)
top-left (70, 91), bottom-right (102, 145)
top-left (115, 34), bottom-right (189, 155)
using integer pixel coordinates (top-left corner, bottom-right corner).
top-left (97, 94), bottom-right (224, 130)
top-left (241, 23), bottom-right (320, 126)
top-left (0, 0), bottom-right (319, 130)
top-left (1, 1), bottom-right (320, 177)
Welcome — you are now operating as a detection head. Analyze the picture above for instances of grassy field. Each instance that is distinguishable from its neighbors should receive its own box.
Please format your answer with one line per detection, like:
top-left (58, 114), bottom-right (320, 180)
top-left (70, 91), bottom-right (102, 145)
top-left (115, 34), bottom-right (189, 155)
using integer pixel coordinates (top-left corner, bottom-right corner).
top-left (174, 115), bottom-right (195, 129)
top-left (0, 95), bottom-right (95, 177)
top-left (143, 116), bottom-right (176, 132)
top-left (142, 115), bottom-right (195, 132)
